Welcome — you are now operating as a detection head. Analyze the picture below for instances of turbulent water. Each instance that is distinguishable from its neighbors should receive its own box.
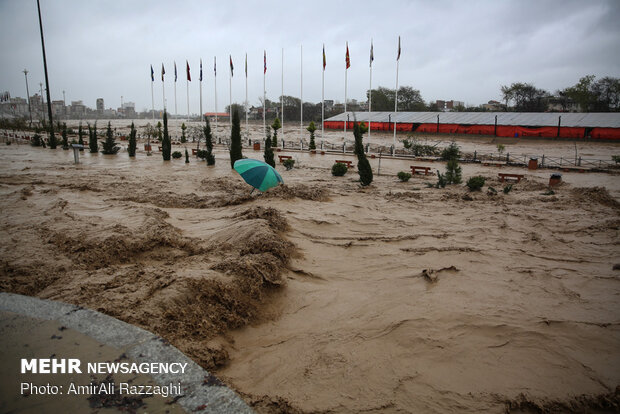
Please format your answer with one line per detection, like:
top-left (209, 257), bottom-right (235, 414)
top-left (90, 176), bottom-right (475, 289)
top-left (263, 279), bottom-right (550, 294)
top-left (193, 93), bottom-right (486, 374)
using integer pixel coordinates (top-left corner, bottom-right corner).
top-left (0, 134), bottom-right (619, 413)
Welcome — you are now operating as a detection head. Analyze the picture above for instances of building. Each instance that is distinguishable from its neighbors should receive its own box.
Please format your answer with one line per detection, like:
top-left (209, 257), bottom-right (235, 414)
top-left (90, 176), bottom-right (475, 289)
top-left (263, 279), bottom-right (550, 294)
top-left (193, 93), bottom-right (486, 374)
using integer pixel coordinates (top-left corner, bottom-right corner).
top-left (482, 100), bottom-right (504, 111)
top-left (436, 100), bottom-right (465, 111)
top-left (96, 98), bottom-right (104, 113)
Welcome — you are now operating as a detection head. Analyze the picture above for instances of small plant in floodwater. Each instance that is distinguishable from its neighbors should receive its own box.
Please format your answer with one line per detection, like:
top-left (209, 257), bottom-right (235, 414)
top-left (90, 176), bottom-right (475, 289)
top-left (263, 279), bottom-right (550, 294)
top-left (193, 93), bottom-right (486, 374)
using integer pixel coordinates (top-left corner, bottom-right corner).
top-left (185, 148), bottom-right (190, 163)
top-left (283, 158), bottom-right (295, 170)
top-left (466, 176), bottom-right (485, 191)
top-left (436, 171), bottom-right (446, 188)
top-left (612, 155), bottom-right (620, 164)
top-left (397, 171), bottom-right (412, 182)
top-left (171, 151), bottom-right (182, 159)
top-left (503, 184), bottom-right (513, 194)
top-left (541, 189), bottom-right (555, 196)
top-left (332, 162), bottom-right (348, 176)
top-left (487, 186), bottom-right (497, 195)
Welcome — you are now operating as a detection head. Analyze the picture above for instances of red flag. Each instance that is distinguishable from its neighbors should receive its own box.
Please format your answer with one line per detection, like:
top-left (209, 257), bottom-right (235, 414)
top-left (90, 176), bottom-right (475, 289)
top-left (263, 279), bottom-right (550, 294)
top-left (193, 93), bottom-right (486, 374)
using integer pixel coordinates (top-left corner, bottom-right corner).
top-left (186, 60), bottom-right (191, 81)
top-left (264, 50), bottom-right (267, 74)
top-left (323, 44), bottom-right (326, 70)
top-left (345, 42), bottom-right (350, 69)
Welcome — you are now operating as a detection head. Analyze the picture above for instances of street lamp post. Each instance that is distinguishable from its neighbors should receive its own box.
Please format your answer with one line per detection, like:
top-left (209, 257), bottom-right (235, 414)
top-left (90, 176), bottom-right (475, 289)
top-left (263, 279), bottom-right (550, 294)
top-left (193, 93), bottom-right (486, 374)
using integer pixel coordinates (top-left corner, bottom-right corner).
top-left (23, 69), bottom-right (32, 126)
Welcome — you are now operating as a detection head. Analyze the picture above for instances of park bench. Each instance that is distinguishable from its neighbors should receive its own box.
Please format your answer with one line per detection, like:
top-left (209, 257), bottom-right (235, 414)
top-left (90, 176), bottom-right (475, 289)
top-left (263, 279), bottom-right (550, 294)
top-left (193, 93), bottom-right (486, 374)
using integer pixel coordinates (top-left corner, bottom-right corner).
top-left (278, 155), bottom-right (292, 163)
top-left (335, 159), bottom-right (354, 168)
top-left (410, 165), bottom-right (431, 175)
top-left (158, 146), bottom-right (163, 152)
top-left (483, 161), bottom-right (506, 167)
top-left (498, 173), bottom-right (524, 183)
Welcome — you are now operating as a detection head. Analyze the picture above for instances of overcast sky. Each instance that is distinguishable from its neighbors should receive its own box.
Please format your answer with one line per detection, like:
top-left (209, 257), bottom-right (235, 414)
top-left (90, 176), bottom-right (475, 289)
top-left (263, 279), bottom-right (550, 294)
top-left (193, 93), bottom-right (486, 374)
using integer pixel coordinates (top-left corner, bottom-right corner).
top-left (1, 0), bottom-right (619, 114)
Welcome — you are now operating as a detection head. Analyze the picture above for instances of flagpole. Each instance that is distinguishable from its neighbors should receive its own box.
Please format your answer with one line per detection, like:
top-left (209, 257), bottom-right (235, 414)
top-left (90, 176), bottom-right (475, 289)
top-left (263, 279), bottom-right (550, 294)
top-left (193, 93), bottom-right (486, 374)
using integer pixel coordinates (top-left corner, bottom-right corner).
top-left (214, 57), bottom-right (218, 140)
top-left (162, 64), bottom-right (166, 114)
top-left (229, 55), bottom-right (232, 134)
top-left (199, 60), bottom-right (203, 122)
top-left (245, 53), bottom-right (248, 139)
top-left (263, 50), bottom-right (266, 138)
top-left (344, 41), bottom-right (348, 137)
top-left (151, 75), bottom-right (154, 121)
top-left (300, 44), bottom-right (303, 140)
top-left (393, 36), bottom-right (400, 149)
top-left (369, 39), bottom-right (373, 140)
top-left (321, 44), bottom-right (325, 144)
top-left (174, 61), bottom-right (177, 118)
top-left (281, 47), bottom-right (284, 141)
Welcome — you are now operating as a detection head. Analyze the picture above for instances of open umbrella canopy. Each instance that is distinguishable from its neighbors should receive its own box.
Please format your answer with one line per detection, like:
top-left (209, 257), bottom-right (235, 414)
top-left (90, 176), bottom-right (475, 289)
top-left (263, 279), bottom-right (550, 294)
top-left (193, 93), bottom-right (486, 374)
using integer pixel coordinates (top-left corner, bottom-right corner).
top-left (234, 159), bottom-right (283, 192)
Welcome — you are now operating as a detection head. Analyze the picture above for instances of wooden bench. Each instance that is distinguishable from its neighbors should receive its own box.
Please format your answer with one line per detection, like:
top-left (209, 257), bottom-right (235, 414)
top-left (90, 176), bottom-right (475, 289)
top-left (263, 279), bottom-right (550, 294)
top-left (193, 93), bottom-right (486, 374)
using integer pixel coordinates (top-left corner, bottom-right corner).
top-left (158, 146), bottom-right (163, 152)
top-left (498, 173), bottom-right (524, 183)
top-left (483, 161), bottom-right (506, 167)
top-left (192, 148), bottom-right (198, 155)
top-left (410, 165), bottom-right (431, 175)
top-left (278, 155), bottom-right (292, 163)
top-left (335, 159), bottom-right (354, 168)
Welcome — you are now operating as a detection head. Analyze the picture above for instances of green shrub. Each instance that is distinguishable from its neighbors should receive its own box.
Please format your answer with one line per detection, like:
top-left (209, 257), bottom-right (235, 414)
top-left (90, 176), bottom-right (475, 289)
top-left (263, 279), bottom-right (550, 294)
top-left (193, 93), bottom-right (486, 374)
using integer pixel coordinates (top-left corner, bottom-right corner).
top-left (283, 158), bottom-right (295, 170)
top-left (101, 122), bottom-right (120, 154)
top-left (203, 117), bottom-right (215, 166)
top-left (441, 141), bottom-right (460, 161)
top-left (503, 184), bottom-right (513, 194)
top-left (307, 121), bottom-right (317, 150)
top-left (541, 189), bottom-right (555, 196)
top-left (612, 155), bottom-right (620, 164)
top-left (171, 151), bottom-right (182, 159)
top-left (271, 117), bottom-right (281, 148)
top-left (161, 112), bottom-right (171, 161)
top-left (128, 122), bottom-right (137, 157)
top-left (263, 134), bottom-right (275, 167)
top-left (466, 176), bottom-right (486, 191)
top-left (229, 110), bottom-right (243, 168)
top-left (185, 148), bottom-right (190, 163)
top-left (196, 149), bottom-right (207, 159)
top-left (31, 133), bottom-right (42, 147)
top-left (353, 122), bottom-right (373, 186)
top-left (397, 171), bottom-right (412, 182)
top-left (332, 162), bottom-right (348, 176)
top-left (445, 158), bottom-right (462, 184)
top-left (436, 171), bottom-right (446, 188)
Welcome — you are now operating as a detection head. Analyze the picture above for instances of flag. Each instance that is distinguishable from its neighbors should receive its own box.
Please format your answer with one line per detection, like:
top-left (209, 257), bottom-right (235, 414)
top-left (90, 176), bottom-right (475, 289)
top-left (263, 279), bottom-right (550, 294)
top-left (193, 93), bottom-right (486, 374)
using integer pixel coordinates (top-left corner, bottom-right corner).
top-left (245, 53), bottom-right (247, 77)
top-left (174, 61), bottom-right (177, 82)
top-left (345, 42), bottom-right (350, 69)
top-left (264, 50), bottom-right (267, 74)
top-left (370, 41), bottom-right (374, 67)
top-left (200, 59), bottom-right (203, 81)
top-left (214, 56), bottom-right (217, 76)
top-left (186, 60), bottom-right (191, 81)
top-left (323, 44), bottom-right (326, 70)
top-left (161, 63), bottom-right (165, 81)
top-left (230, 55), bottom-right (234, 77)
top-left (150, 65), bottom-right (154, 82)
top-left (397, 36), bottom-right (401, 61)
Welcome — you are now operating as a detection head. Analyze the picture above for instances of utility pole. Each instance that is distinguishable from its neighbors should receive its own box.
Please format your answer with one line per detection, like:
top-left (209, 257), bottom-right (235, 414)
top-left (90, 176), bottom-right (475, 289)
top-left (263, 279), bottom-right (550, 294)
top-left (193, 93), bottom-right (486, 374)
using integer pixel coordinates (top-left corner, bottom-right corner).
top-left (23, 69), bottom-right (32, 126)
top-left (37, 0), bottom-right (54, 139)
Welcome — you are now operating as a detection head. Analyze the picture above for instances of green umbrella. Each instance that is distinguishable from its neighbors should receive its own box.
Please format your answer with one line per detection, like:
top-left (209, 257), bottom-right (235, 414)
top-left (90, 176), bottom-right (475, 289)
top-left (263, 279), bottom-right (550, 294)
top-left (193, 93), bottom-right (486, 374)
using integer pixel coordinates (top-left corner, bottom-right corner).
top-left (234, 159), bottom-right (283, 192)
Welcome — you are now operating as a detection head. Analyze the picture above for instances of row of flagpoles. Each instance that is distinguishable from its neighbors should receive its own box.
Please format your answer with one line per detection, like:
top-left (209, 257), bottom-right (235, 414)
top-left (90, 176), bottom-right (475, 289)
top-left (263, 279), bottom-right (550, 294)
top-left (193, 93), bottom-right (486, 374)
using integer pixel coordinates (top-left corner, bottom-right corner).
top-left (149, 37), bottom-right (401, 146)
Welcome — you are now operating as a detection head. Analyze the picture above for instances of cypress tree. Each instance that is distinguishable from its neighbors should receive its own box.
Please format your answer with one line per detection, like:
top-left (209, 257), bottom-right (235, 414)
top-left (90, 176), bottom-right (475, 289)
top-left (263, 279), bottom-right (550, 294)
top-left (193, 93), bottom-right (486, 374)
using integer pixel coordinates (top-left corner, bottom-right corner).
top-left (264, 132), bottom-right (275, 167)
top-left (128, 122), bottom-right (137, 157)
top-left (229, 109), bottom-right (243, 168)
top-left (88, 122), bottom-right (98, 153)
top-left (203, 117), bottom-right (215, 165)
top-left (445, 158), bottom-right (462, 184)
top-left (77, 123), bottom-right (85, 150)
top-left (181, 122), bottom-right (187, 143)
top-left (353, 122), bottom-right (373, 186)
top-left (101, 122), bottom-right (120, 154)
top-left (185, 148), bottom-right (190, 163)
top-left (271, 117), bottom-right (281, 148)
top-left (61, 123), bottom-right (69, 150)
top-left (307, 121), bottom-right (317, 150)
top-left (161, 112), bottom-right (171, 160)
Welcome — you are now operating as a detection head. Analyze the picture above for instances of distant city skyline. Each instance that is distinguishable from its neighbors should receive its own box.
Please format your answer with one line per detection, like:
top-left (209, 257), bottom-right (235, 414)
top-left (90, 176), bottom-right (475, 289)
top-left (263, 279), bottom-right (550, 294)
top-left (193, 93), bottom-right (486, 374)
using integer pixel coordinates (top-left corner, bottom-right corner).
top-left (1, 0), bottom-right (619, 116)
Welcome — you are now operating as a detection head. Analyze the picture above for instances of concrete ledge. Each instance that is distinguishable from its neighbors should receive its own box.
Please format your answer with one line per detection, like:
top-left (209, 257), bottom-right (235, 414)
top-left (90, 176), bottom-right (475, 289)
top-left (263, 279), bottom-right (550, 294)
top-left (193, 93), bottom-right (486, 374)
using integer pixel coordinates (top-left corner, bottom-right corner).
top-left (0, 292), bottom-right (254, 414)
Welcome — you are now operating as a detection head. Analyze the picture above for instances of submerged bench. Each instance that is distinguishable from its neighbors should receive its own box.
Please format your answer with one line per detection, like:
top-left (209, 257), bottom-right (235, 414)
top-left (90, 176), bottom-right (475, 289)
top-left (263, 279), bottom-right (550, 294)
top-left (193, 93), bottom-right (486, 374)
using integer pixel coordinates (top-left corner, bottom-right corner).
top-left (410, 165), bottom-right (431, 175)
top-left (498, 173), bottom-right (524, 183)
top-left (483, 161), bottom-right (506, 167)
top-left (278, 155), bottom-right (292, 163)
top-left (335, 159), bottom-right (354, 168)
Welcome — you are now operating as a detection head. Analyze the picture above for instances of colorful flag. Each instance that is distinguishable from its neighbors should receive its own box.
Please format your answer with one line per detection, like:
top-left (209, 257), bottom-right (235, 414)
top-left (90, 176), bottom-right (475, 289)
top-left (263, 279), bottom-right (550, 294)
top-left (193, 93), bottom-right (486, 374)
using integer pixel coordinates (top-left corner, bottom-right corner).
top-left (370, 41), bottom-right (374, 67)
top-left (161, 63), bottom-right (165, 81)
top-left (230, 55), bottom-right (234, 77)
top-left (345, 42), bottom-right (350, 69)
top-left (150, 65), bottom-right (154, 82)
top-left (397, 36), bottom-right (401, 61)
top-left (186, 60), bottom-right (191, 81)
top-left (200, 59), bottom-right (203, 81)
top-left (264, 50), bottom-right (267, 74)
top-left (174, 61), bottom-right (177, 82)
top-left (323, 44), bottom-right (326, 70)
